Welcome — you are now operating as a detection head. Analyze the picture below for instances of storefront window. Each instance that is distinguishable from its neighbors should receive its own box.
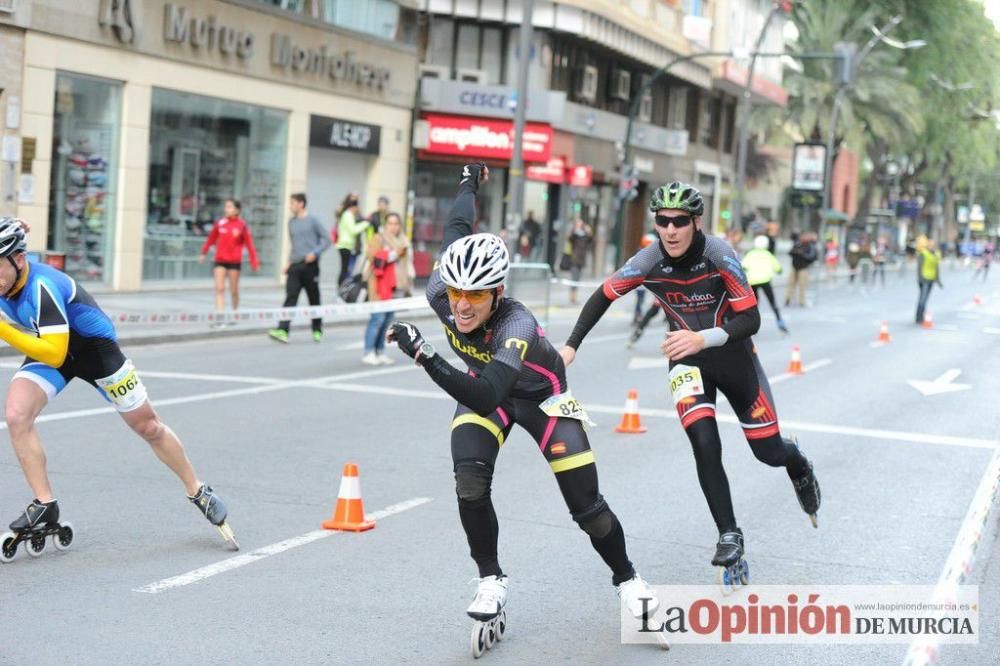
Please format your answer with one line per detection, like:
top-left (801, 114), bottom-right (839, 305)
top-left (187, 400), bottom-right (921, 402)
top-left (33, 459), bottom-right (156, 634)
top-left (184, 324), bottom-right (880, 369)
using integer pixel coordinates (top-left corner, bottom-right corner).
top-left (144, 89), bottom-right (287, 281)
top-left (412, 163), bottom-right (506, 277)
top-left (48, 73), bottom-right (122, 283)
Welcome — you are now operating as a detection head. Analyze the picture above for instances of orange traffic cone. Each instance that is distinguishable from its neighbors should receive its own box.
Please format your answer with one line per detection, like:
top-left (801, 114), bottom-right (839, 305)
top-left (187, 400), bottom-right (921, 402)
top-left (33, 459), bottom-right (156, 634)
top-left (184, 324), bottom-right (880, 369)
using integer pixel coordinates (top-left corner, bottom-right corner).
top-left (922, 311), bottom-right (934, 329)
top-left (877, 321), bottom-right (891, 343)
top-left (786, 345), bottom-right (804, 374)
top-left (322, 463), bottom-right (375, 532)
top-left (973, 294), bottom-right (983, 306)
top-left (614, 390), bottom-right (647, 433)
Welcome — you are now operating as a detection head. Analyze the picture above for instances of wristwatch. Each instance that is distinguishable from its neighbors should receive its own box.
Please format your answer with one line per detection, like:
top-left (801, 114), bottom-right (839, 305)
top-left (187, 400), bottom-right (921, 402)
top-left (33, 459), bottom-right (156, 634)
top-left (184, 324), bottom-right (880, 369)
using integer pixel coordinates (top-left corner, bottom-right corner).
top-left (417, 342), bottom-right (437, 363)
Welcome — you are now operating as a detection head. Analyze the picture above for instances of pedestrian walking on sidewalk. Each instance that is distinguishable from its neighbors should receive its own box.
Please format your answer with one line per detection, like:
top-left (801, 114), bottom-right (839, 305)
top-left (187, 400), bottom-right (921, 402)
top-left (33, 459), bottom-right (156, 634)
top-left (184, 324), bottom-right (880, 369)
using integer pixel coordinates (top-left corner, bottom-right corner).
top-left (334, 194), bottom-right (368, 286)
top-left (199, 198), bottom-right (259, 327)
top-left (786, 231), bottom-right (817, 306)
top-left (268, 193), bottom-right (330, 344)
top-left (361, 213), bottom-right (409, 365)
top-left (565, 218), bottom-right (593, 305)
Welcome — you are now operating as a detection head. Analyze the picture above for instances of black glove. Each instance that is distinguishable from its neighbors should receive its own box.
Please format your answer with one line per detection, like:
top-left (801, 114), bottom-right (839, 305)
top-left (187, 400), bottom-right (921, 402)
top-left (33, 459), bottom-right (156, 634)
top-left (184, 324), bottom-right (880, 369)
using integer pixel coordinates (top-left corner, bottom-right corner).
top-left (460, 163), bottom-right (488, 188)
top-left (386, 321), bottom-right (426, 360)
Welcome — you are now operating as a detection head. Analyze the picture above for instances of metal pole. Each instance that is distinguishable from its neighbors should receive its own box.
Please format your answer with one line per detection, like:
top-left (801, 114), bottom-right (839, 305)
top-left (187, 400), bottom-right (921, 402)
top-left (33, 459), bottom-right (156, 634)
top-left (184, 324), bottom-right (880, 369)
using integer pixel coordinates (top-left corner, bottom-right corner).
top-left (506, 0), bottom-right (534, 260)
top-left (816, 16), bottom-right (902, 301)
top-left (731, 4), bottom-right (783, 233)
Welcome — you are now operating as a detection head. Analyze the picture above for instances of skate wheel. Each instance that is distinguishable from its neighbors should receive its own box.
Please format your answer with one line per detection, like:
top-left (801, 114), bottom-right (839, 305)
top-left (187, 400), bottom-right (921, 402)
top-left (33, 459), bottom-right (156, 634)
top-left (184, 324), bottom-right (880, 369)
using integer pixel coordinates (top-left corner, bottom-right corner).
top-left (470, 622), bottom-right (487, 659)
top-left (484, 620), bottom-right (496, 649)
top-left (0, 532), bottom-right (17, 563)
top-left (809, 513), bottom-right (818, 529)
top-left (54, 523), bottom-right (74, 552)
top-left (494, 611), bottom-right (506, 642)
top-left (739, 559), bottom-right (750, 586)
top-left (26, 533), bottom-right (46, 557)
top-left (716, 566), bottom-right (733, 596)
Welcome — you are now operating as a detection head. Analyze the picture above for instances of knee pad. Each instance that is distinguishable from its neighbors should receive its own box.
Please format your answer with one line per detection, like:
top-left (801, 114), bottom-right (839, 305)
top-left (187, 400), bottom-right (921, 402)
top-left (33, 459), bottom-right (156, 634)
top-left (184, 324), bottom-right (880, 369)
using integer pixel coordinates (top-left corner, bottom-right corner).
top-left (454, 461), bottom-right (493, 504)
top-left (572, 497), bottom-right (615, 539)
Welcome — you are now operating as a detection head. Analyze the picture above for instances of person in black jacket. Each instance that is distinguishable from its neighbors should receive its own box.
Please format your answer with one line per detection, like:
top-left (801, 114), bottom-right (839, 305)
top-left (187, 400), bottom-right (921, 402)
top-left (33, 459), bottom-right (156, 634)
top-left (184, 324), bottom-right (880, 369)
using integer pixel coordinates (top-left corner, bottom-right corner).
top-left (786, 231), bottom-right (818, 307)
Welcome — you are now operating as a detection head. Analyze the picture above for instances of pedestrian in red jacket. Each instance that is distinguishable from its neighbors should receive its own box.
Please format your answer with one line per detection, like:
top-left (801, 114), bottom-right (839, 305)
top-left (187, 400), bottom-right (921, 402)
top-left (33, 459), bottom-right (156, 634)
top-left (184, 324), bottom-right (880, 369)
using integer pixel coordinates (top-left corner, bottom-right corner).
top-left (199, 198), bottom-right (260, 326)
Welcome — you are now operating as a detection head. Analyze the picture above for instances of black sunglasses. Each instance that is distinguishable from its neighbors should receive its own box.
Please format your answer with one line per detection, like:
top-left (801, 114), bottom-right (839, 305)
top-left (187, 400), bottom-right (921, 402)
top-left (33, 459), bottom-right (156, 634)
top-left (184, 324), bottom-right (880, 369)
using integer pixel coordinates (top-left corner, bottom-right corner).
top-left (654, 214), bottom-right (695, 228)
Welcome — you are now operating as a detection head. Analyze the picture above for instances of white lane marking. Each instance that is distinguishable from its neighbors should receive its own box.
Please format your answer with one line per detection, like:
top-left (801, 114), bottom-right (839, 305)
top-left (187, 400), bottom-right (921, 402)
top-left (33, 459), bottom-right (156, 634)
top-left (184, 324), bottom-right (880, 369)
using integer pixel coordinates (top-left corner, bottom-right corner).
top-left (904, 449), bottom-right (1000, 665)
top-left (984, 327), bottom-right (1000, 335)
top-left (314, 383), bottom-right (999, 451)
top-left (138, 370), bottom-right (282, 384)
top-left (0, 365), bottom-right (423, 430)
top-left (768, 358), bottom-right (833, 384)
top-left (628, 356), bottom-right (666, 370)
top-left (134, 497), bottom-right (432, 594)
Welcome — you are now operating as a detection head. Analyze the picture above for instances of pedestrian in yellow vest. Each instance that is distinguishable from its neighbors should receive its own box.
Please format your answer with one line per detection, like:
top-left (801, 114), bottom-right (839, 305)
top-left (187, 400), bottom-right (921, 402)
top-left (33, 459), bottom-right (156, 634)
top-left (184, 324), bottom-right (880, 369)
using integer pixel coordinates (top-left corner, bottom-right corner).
top-left (915, 237), bottom-right (943, 324)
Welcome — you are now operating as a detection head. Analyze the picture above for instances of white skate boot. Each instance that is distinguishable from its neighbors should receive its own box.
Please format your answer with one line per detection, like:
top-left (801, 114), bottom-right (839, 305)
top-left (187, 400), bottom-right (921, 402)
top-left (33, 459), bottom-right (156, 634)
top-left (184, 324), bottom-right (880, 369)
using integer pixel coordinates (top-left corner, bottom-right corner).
top-left (467, 575), bottom-right (508, 658)
top-left (616, 573), bottom-right (670, 650)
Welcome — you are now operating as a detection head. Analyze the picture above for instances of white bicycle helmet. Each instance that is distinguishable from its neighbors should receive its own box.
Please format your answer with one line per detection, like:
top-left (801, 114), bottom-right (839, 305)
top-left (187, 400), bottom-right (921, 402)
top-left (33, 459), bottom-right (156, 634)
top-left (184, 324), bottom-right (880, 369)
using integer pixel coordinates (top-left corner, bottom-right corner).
top-left (439, 233), bottom-right (510, 290)
top-left (0, 218), bottom-right (27, 257)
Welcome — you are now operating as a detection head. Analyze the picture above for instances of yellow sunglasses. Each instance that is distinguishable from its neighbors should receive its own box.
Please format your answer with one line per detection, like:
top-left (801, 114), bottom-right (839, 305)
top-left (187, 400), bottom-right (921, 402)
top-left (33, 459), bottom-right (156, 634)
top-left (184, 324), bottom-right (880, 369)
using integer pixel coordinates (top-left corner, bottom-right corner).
top-left (445, 286), bottom-right (494, 304)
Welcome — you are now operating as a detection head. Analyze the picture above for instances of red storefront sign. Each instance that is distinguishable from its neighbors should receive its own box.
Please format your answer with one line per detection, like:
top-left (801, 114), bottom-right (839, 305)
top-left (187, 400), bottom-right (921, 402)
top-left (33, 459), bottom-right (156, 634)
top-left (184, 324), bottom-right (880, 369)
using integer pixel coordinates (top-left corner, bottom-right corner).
top-left (568, 165), bottom-right (593, 187)
top-left (422, 113), bottom-right (552, 162)
top-left (526, 156), bottom-right (566, 183)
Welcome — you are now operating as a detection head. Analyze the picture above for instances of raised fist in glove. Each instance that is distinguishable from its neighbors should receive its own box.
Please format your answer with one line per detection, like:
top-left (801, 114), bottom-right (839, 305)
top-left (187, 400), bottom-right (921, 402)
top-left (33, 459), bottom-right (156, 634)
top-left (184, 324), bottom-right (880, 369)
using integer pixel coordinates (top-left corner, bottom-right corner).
top-left (460, 163), bottom-right (489, 187)
top-left (386, 321), bottom-right (426, 360)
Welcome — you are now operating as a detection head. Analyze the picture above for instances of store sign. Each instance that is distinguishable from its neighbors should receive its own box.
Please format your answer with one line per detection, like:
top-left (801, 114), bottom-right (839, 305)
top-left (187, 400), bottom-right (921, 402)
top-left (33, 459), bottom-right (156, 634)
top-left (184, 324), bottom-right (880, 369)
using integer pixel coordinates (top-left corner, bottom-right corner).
top-left (792, 142), bottom-right (827, 192)
top-left (99, 0), bottom-right (141, 45)
top-left (309, 115), bottom-right (381, 155)
top-left (421, 114), bottom-right (552, 162)
top-left (159, 4), bottom-right (391, 91)
top-left (420, 78), bottom-right (565, 123)
top-left (526, 157), bottom-right (566, 183)
top-left (164, 4), bottom-right (255, 58)
top-left (568, 165), bottom-right (593, 187)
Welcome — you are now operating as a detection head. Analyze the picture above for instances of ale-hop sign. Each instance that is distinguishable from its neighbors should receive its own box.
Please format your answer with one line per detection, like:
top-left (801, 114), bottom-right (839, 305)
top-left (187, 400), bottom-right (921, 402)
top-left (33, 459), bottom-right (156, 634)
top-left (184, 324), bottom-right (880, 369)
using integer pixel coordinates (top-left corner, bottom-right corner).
top-left (309, 115), bottom-right (381, 155)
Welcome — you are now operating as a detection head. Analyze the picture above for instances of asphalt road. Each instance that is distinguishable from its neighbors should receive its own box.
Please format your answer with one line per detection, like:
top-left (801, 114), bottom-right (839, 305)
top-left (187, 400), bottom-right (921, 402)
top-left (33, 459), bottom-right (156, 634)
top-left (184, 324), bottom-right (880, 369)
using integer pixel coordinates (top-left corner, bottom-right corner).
top-left (1, 267), bottom-right (998, 665)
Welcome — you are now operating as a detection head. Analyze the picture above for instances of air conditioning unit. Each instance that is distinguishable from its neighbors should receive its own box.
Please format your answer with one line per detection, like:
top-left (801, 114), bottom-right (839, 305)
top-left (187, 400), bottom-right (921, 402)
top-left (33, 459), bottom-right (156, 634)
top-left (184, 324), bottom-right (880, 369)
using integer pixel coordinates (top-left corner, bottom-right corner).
top-left (609, 69), bottom-right (631, 102)
top-left (574, 65), bottom-right (599, 104)
top-left (456, 68), bottom-right (487, 84)
top-left (418, 64), bottom-right (450, 80)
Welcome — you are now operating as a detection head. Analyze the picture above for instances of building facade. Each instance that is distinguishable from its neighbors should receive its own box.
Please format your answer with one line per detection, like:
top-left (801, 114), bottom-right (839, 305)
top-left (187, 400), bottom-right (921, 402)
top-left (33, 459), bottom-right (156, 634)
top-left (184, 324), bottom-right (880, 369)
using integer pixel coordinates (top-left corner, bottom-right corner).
top-left (2, 0), bottom-right (417, 290)
top-left (407, 0), bottom-right (787, 276)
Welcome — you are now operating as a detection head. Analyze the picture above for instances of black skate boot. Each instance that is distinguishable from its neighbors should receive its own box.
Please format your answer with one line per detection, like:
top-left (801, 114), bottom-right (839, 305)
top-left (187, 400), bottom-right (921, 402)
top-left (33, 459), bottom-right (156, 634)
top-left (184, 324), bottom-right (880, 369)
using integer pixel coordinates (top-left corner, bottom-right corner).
top-left (1, 500), bottom-right (74, 562)
top-left (188, 484), bottom-right (239, 550)
top-left (792, 461), bottom-right (821, 528)
top-left (626, 324), bottom-right (644, 349)
top-left (712, 529), bottom-right (749, 595)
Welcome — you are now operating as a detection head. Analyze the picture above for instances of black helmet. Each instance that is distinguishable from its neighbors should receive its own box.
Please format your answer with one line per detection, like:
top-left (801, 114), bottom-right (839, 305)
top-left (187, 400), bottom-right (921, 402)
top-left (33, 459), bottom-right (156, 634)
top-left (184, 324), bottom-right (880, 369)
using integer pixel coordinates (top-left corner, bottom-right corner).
top-left (649, 181), bottom-right (704, 217)
top-left (0, 218), bottom-right (27, 257)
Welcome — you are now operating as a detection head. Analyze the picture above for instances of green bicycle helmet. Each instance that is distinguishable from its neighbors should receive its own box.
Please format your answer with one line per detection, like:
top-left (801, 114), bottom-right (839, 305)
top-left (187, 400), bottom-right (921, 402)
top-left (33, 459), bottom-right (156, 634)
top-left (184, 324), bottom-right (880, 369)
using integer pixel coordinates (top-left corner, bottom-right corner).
top-left (649, 181), bottom-right (704, 216)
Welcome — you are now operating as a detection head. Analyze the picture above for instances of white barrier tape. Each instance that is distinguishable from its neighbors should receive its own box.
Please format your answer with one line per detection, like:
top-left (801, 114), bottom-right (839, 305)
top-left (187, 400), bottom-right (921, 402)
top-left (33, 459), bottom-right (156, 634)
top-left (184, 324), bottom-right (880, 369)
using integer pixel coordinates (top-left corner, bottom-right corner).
top-left (109, 296), bottom-right (431, 325)
top-left (551, 277), bottom-right (604, 289)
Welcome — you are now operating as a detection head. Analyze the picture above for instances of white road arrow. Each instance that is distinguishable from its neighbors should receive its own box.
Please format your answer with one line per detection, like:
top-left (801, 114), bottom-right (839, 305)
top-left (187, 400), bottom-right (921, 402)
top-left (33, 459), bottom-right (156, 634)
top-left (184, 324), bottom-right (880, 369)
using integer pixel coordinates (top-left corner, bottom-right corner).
top-left (907, 369), bottom-right (971, 396)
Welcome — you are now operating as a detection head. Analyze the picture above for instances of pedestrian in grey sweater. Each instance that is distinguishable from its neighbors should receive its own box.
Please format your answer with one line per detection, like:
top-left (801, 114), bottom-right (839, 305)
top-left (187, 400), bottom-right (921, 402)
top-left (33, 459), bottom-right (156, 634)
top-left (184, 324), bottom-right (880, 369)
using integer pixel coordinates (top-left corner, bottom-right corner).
top-left (268, 192), bottom-right (331, 343)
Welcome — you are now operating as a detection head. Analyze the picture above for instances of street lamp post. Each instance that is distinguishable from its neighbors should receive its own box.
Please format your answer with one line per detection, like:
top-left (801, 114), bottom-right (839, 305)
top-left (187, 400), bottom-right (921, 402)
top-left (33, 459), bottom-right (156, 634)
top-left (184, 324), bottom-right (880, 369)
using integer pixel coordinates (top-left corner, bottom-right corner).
top-left (731, 1), bottom-right (790, 233)
top-left (816, 16), bottom-right (924, 299)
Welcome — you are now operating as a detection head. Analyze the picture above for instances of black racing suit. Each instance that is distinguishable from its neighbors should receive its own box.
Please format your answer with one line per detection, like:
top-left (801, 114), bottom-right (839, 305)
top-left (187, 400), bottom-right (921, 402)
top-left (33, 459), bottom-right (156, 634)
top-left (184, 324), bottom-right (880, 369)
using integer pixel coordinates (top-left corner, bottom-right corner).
top-left (566, 230), bottom-right (810, 533)
top-left (416, 167), bottom-right (635, 583)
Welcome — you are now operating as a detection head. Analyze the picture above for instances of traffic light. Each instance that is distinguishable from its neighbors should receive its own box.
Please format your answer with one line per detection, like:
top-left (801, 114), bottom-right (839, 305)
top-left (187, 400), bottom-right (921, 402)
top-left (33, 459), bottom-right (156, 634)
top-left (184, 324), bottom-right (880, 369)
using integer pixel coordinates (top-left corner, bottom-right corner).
top-left (619, 166), bottom-right (639, 202)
